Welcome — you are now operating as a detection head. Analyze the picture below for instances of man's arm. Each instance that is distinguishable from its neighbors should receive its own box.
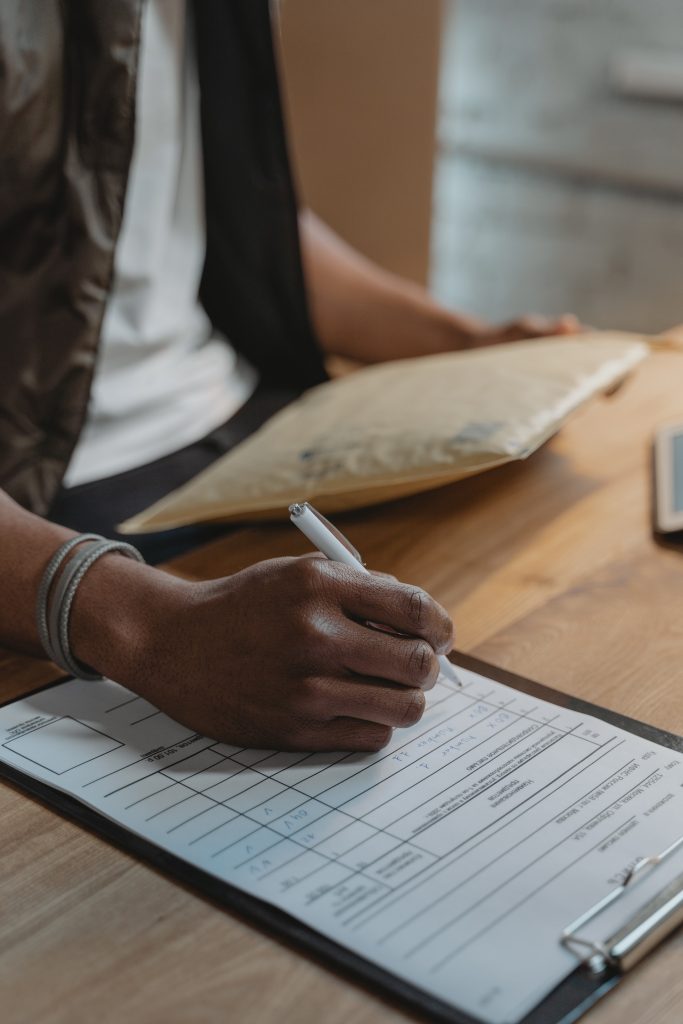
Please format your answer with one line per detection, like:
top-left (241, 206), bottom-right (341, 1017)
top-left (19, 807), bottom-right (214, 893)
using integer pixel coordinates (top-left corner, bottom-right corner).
top-left (0, 490), bottom-right (454, 751)
top-left (299, 209), bottom-right (579, 363)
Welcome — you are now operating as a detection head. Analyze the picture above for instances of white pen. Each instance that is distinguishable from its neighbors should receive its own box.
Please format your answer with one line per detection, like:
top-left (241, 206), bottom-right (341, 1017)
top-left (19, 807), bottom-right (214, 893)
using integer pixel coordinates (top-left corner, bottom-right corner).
top-left (289, 502), bottom-right (461, 686)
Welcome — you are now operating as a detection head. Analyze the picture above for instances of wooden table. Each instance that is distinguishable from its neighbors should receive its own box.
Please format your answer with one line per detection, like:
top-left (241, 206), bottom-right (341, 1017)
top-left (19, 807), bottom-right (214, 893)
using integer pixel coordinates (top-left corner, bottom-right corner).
top-left (2, 350), bottom-right (683, 1024)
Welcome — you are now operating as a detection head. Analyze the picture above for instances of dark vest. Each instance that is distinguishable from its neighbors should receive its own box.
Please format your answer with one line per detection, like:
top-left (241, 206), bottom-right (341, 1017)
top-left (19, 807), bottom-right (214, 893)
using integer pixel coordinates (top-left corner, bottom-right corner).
top-left (0, 0), bottom-right (326, 515)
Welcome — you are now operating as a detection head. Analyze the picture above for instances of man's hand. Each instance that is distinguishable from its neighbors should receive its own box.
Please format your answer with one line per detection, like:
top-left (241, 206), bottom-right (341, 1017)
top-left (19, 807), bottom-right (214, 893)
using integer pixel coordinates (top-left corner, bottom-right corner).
top-left (73, 555), bottom-right (455, 752)
top-left (463, 313), bottom-right (582, 348)
top-left (300, 210), bottom-right (583, 363)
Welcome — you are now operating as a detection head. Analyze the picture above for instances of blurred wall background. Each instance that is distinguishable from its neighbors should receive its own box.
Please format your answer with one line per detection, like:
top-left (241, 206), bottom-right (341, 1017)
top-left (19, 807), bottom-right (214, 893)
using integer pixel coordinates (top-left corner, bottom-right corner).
top-left (279, 0), bottom-right (683, 332)
top-left (431, 0), bottom-right (683, 332)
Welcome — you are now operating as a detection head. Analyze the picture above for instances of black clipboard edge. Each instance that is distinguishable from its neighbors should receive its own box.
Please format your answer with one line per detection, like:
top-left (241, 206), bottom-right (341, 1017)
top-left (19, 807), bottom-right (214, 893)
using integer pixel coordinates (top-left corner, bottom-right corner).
top-left (1, 651), bottom-right (680, 1024)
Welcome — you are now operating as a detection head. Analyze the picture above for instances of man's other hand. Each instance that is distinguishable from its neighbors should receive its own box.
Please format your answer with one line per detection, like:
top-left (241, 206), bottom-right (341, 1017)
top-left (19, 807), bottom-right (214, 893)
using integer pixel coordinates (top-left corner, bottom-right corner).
top-left (465, 313), bottom-right (583, 347)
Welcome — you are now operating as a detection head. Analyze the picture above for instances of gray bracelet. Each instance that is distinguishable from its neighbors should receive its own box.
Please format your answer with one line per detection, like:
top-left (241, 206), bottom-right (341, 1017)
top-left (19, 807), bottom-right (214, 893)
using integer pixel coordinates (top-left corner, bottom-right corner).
top-left (36, 534), bottom-right (103, 664)
top-left (37, 535), bottom-right (145, 680)
top-left (54, 539), bottom-right (145, 680)
top-left (47, 540), bottom-right (110, 677)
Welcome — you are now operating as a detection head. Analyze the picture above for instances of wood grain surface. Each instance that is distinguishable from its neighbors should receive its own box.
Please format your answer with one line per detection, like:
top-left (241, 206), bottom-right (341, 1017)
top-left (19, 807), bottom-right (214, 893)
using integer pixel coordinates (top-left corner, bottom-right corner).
top-left (2, 350), bottom-right (683, 1024)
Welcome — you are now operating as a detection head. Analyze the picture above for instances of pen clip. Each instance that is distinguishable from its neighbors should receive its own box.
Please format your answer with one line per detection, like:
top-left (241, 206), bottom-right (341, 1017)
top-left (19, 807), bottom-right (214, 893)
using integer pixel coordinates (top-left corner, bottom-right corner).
top-left (289, 502), bottom-right (365, 565)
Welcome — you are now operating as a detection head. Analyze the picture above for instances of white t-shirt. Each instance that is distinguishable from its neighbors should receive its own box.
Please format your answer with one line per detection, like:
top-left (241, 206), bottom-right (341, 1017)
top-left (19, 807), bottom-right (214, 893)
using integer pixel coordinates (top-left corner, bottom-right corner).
top-left (65, 0), bottom-right (258, 487)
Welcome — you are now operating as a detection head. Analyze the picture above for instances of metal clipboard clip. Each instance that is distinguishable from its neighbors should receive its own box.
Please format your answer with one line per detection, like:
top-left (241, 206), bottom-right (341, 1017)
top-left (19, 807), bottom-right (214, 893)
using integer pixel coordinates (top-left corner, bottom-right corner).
top-left (562, 833), bottom-right (683, 975)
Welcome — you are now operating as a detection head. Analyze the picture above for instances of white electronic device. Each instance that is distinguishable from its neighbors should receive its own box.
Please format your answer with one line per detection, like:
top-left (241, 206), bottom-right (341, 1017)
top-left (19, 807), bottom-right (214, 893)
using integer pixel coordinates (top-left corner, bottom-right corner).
top-left (653, 421), bottom-right (683, 534)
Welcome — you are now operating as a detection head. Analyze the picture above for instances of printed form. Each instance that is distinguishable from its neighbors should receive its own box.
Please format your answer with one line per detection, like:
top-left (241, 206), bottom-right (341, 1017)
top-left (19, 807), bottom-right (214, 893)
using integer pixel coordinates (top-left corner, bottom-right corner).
top-left (2, 666), bottom-right (683, 1024)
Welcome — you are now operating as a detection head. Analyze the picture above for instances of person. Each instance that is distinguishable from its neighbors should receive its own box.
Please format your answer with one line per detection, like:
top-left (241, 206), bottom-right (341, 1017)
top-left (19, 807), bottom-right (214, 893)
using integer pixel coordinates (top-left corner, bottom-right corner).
top-left (0, 0), bottom-right (578, 751)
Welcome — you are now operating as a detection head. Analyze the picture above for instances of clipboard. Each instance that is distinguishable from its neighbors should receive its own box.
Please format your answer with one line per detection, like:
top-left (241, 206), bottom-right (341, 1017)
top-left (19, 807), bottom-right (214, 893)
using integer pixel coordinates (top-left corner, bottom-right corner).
top-left (1, 650), bottom-right (683, 1024)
